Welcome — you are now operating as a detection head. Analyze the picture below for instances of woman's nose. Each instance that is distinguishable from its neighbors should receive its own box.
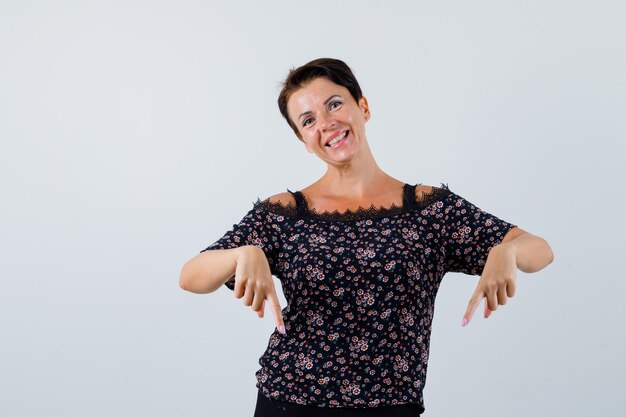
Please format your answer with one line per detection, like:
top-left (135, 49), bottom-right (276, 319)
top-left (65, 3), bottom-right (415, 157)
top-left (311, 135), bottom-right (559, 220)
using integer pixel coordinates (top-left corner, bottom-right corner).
top-left (319, 114), bottom-right (337, 130)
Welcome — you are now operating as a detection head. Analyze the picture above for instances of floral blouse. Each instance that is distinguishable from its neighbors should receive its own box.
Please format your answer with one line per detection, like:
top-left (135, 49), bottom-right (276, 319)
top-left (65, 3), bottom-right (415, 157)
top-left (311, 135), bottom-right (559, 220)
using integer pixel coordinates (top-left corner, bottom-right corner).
top-left (200, 183), bottom-right (517, 414)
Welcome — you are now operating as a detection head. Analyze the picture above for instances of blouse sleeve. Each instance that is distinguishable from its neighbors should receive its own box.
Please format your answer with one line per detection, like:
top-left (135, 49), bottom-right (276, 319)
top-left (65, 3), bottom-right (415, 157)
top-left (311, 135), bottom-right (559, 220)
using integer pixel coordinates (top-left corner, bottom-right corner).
top-left (441, 190), bottom-right (517, 276)
top-left (199, 202), bottom-right (281, 291)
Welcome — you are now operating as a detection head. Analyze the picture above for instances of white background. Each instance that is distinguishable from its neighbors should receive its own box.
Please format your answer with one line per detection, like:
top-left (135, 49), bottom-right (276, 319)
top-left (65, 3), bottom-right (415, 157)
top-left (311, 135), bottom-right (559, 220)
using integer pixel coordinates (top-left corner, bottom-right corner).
top-left (1, 1), bottom-right (624, 416)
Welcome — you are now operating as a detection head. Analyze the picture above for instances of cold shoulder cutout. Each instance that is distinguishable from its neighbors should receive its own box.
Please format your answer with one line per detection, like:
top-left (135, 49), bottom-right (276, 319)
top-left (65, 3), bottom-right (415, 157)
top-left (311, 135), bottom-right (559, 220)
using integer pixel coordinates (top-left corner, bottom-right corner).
top-left (253, 183), bottom-right (451, 222)
top-left (267, 191), bottom-right (297, 207)
top-left (414, 184), bottom-right (438, 202)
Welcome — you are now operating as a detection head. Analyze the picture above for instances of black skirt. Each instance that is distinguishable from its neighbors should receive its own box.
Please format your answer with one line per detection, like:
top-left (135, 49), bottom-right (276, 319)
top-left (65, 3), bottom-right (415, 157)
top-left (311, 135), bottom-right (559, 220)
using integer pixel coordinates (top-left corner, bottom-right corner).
top-left (253, 390), bottom-right (423, 417)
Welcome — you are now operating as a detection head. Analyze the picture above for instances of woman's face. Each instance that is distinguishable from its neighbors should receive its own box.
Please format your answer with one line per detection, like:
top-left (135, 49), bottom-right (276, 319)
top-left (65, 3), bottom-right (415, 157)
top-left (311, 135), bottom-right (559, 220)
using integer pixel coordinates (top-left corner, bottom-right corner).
top-left (287, 77), bottom-right (370, 163)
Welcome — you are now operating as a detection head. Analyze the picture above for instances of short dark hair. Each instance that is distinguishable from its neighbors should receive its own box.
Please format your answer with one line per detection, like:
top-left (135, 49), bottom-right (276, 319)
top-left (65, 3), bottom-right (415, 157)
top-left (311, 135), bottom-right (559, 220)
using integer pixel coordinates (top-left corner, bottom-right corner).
top-left (277, 58), bottom-right (363, 141)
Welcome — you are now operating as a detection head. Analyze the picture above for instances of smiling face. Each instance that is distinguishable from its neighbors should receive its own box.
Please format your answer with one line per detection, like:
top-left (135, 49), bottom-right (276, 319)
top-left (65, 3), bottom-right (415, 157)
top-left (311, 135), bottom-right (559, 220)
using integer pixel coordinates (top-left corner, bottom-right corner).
top-left (286, 76), bottom-right (370, 162)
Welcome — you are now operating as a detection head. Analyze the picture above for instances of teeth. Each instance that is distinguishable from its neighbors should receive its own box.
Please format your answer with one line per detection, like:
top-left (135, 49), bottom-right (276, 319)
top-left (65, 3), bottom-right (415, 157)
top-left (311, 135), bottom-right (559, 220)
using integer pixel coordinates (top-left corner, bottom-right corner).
top-left (327, 131), bottom-right (348, 147)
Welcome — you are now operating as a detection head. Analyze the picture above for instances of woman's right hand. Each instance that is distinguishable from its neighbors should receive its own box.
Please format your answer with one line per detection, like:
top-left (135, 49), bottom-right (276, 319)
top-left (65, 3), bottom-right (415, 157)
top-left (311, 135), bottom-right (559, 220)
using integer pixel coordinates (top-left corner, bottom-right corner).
top-left (233, 246), bottom-right (286, 335)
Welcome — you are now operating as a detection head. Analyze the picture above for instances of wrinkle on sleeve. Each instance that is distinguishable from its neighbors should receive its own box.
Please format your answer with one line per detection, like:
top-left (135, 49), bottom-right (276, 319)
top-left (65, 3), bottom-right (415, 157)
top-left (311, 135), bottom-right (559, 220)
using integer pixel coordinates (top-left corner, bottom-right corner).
top-left (200, 203), bottom-right (281, 290)
top-left (441, 190), bottom-right (517, 276)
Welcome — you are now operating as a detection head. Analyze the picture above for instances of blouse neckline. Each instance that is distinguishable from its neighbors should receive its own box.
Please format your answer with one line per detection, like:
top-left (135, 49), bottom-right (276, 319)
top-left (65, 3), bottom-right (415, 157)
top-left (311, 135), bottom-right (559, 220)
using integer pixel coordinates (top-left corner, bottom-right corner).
top-left (253, 183), bottom-right (451, 222)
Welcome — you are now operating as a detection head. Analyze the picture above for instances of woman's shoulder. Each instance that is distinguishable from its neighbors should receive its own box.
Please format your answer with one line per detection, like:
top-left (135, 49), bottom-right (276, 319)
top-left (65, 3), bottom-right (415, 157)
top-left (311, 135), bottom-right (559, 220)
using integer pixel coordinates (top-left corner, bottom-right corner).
top-left (252, 191), bottom-right (297, 213)
top-left (266, 191), bottom-right (297, 206)
top-left (415, 184), bottom-right (435, 202)
top-left (414, 183), bottom-right (451, 202)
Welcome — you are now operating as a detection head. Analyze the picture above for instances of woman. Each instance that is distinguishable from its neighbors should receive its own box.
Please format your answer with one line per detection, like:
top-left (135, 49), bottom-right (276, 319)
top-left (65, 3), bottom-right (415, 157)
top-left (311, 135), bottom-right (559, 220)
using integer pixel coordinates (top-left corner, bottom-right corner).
top-left (179, 58), bottom-right (554, 417)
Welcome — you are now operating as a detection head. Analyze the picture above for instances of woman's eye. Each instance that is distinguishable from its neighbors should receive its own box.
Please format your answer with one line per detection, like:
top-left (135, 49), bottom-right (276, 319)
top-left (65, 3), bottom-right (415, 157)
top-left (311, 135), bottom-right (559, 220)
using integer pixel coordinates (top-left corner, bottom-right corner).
top-left (303, 118), bottom-right (313, 127)
top-left (329, 101), bottom-right (342, 110)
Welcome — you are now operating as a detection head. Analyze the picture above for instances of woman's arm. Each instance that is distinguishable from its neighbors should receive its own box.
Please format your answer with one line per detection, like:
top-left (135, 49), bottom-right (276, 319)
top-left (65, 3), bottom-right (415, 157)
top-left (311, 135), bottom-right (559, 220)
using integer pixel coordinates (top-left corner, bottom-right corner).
top-left (179, 248), bottom-right (242, 294)
top-left (498, 227), bottom-right (554, 273)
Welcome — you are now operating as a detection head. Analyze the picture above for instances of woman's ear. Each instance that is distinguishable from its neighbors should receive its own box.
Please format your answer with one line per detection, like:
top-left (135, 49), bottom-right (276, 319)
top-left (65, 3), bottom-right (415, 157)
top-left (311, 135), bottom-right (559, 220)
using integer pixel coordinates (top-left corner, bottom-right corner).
top-left (359, 96), bottom-right (371, 122)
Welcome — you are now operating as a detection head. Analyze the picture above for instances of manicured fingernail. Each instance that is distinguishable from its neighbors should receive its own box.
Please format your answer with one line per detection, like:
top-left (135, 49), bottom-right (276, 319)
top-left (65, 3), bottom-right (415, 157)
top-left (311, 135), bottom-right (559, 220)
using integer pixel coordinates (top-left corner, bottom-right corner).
top-left (278, 325), bottom-right (286, 335)
top-left (461, 318), bottom-right (468, 327)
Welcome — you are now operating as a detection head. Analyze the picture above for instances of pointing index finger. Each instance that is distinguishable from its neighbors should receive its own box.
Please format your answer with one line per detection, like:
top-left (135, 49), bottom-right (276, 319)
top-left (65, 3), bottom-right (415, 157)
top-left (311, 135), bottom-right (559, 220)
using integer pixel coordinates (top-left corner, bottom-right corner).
top-left (462, 293), bottom-right (484, 327)
top-left (266, 287), bottom-right (286, 335)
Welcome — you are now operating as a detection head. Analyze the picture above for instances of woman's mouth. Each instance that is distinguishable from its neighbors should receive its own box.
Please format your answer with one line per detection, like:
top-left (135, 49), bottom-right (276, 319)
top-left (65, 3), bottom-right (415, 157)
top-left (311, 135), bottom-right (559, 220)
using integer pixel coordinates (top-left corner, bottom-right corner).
top-left (326, 130), bottom-right (349, 148)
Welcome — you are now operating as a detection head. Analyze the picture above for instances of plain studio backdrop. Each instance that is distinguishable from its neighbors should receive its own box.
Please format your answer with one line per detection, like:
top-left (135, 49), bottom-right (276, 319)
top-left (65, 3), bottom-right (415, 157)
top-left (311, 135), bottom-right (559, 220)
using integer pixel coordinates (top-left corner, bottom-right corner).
top-left (1, 1), bottom-right (624, 416)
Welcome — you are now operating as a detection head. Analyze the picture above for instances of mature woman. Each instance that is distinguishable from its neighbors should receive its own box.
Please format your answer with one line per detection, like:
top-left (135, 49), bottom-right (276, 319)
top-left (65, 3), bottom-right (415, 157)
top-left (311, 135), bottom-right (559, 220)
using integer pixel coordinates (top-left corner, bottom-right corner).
top-left (179, 58), bottom-right (554, 417)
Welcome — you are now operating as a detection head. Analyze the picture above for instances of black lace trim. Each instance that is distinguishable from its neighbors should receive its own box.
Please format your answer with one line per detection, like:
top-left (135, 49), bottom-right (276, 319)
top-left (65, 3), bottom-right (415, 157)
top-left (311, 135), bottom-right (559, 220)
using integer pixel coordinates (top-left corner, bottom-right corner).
top-left (252, 183), bottom-right (451, 222)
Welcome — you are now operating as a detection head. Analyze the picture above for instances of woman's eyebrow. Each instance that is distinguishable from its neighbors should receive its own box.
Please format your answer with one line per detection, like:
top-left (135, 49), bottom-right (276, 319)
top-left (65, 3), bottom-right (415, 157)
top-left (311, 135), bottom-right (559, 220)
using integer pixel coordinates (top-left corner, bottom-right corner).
top-left (298, 95), bottom-right (343, 121)
top-left (323, 94), bottom-right (342, 105)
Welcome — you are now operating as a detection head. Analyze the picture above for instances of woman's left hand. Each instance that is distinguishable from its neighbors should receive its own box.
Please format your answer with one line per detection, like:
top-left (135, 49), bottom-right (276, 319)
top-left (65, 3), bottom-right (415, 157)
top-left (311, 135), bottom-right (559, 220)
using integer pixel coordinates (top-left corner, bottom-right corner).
top-left (462, 244), bottom-right (517, 327)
